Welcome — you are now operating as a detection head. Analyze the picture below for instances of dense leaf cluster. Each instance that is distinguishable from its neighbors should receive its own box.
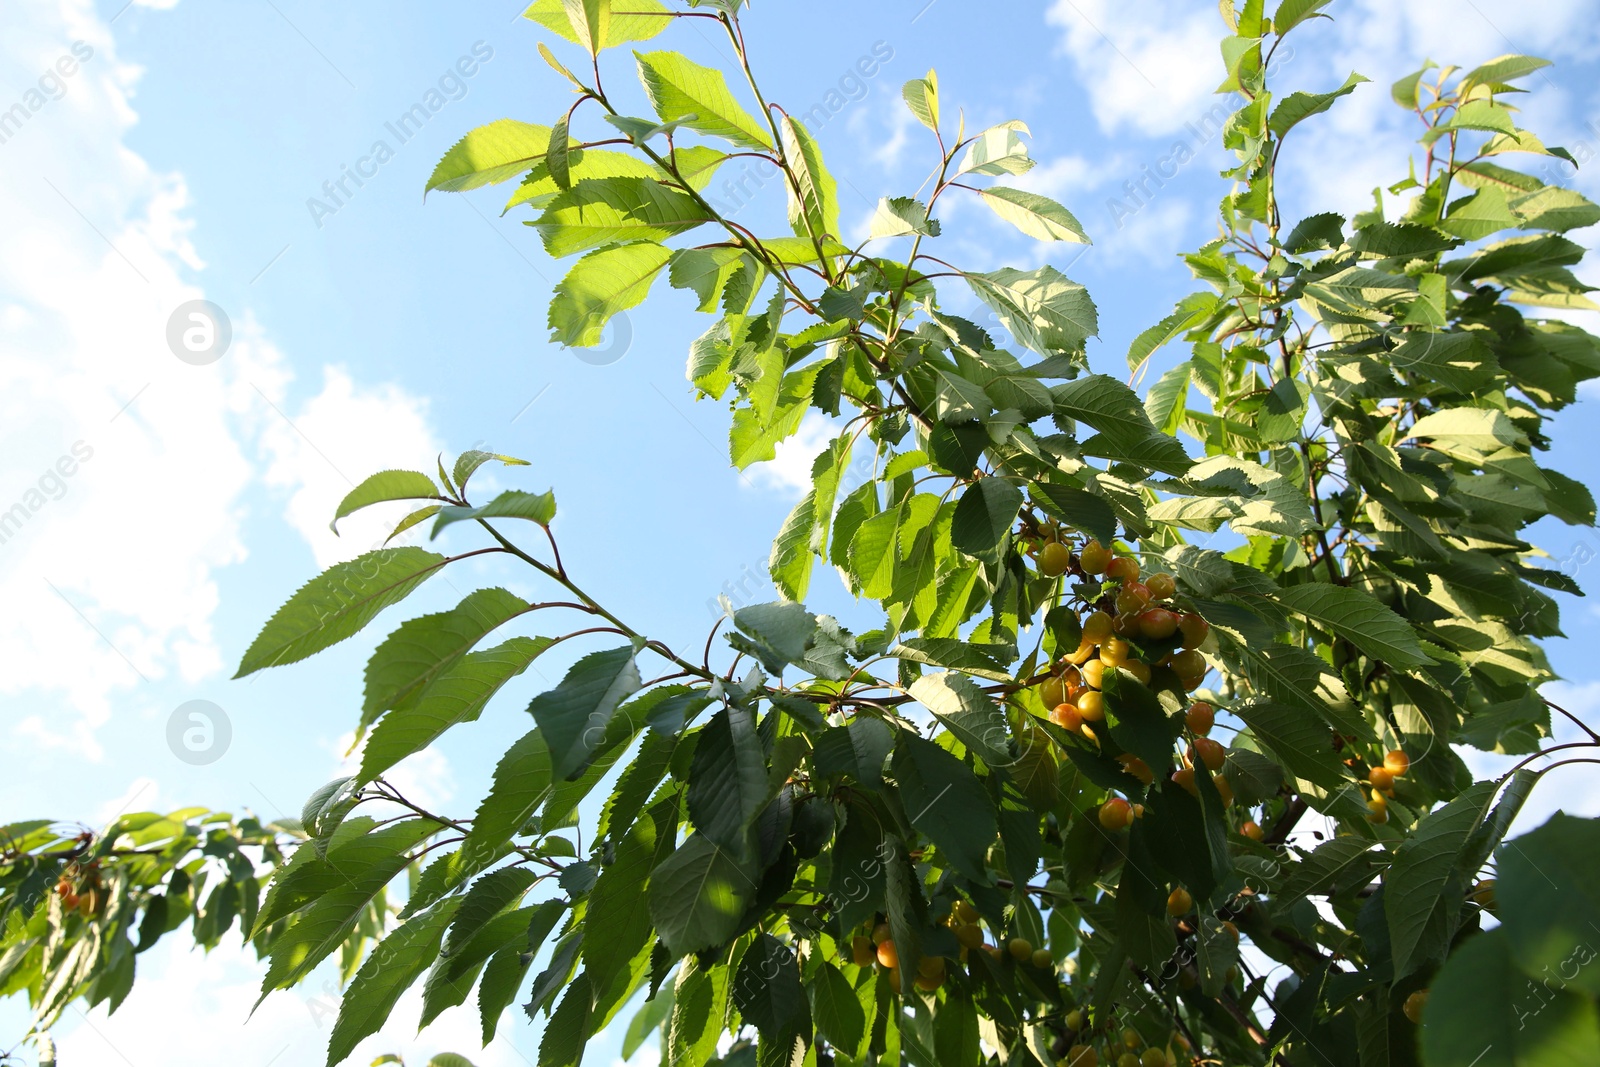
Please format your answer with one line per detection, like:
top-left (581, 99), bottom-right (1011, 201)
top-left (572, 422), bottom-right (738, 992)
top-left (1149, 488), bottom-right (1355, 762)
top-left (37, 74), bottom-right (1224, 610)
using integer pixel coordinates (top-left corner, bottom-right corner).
top-left (5, 2), bottom-right (1600, 1066)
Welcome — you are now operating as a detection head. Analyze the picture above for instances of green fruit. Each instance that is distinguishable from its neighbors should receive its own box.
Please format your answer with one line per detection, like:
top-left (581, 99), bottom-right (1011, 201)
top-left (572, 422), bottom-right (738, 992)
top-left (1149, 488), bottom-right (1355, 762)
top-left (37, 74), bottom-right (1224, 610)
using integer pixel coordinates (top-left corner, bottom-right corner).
top-left (1039, 541), bottom-right (1072, 576)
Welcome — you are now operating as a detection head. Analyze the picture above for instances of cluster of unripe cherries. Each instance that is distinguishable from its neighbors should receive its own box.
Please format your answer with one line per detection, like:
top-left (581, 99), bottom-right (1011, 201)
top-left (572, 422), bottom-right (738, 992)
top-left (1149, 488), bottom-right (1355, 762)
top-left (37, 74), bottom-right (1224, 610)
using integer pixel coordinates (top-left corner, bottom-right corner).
top-left (1057, 1021), bottom-right (1190, 1067)
top-left (1363, 748), bottom-right (1412, 824)
top-left (54, 860), bottom-right (102, 918)
top-left (847, 907), bottom-right (1193, 1066)
top-left (1031, 540), bottom-right (1213, 742)
top-left (847, 899), bottom-right (1041, 995)
top-left (1090, 700), bottom-right (1258, 824)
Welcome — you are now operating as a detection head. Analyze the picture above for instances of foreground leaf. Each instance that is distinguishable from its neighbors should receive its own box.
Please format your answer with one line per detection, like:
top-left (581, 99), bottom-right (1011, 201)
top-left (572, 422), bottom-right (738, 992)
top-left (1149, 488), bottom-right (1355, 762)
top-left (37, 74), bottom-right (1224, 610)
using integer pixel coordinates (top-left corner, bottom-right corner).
top-left (428, 120), bottom-right (552, 194)
top-left (236, 547), bottom-right (447, 678)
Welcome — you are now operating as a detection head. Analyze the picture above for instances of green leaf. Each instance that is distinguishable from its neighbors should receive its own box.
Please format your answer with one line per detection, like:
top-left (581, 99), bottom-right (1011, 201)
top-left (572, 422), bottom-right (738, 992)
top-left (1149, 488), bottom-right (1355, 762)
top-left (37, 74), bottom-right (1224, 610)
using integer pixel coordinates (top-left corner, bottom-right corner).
top-left (849, 506), bottom-right (903, 600)
top-left (1272, 0), bottom-right (1334, 32)
top-left (908, 672), bottom-right (1011, 767)
top-left (560, 0), bottom-right (610, 54)
top-left (460, 729), bottom-right (552, 868)
top-left (523, 0), bottom-right (670, 48)
top-left (1404, 407), bottom-right (1524, 451)
top-left (540, 978), bottom-right (593, 1067)
top-left (966, 266), bottom-right (1097, 355)
top-left (1052, 374), bottom-right (1158, 444)
top-left (258, 819), bottom-right (441, 997)
top-left (1446, 103), bottom-right (1519, 140)
top-left (955, 121), bottom-right (1034, 177)
top-left (666, 956), bottom-right (731, 1067)
top-left (446, 869), bottom-right (538, 959)
top-left (901, 70), bottom-right (939, 132)
top-left (760, 235), bottom-right (851, 265)
top-left (1153, 456), bottom-right (1311, 538)
top-left (1231, 700), bottom-right (1345, 790)
top-left (977, 187), bottom-right (1089, 244)
top-left (890, 734), bottom-right (997, 884)
top-left (729, 363), bottom-right (825, 468)
top-left (1218, 34), bottom-right (1263, 93)
top-left (453, 451), bottom-right (530, 492)
top-left (1440, 185), bottom-right (1521, 240)
top-left (780, 115), bottom-right (839, 241)
top-left (327, 900), bottom-right (460, 1067)
top-left (669, 247), bottom-right (746, 313)
top-left (687, 704), bottom-right (768, 855)
top-left (881, 832), bottom-right (924, 996)
top-left (809, 960), bottom-right (865, 1053)
top-left (585, 798), bottom-right (672, 1001)
top-left (729, 601), bottom-right (819, 675)
top-left (1127, 295), bottom-right (1213, 375)
top-left (1497, 813), bottom-right (1600, 995)
top-left (1244, 643), bottom-right (1367, 738)
top-left (1511, 185), bottom-right (1600, 232)
top-left (1031, 483), bottom-right (1117, 546)
top-left (433, 489), bottom-right (558, 537)
top-left (422, 902), bottom-right (537, 1027)
top-left (1194, 914), bottom-right (1239, 998)
top-left (1103, 670), bottom-right (1180, 774)
top-left (330, 470), bottom-right (439, 533)
top-left (385, 505), bottom-right (442, 545)
top-left (526, 932), bottom-right (583, 1020)
top-left (507, 147), bottom-right (668, 213)
top-left (546, 116), bottom-right (572, 190)
top-left (812, 718), bottom-right (894, 789)
top-left (769, 435), bottom-right (852, 601)
top-left (1271, 584), bottom-right (1428, 668)
top-left (549, 242), bottom-right (672, 347)
top-left (1268, 72), bottom-right (1368, 137)
top-left (869, 196), bottom-right (938, 239)
top-left (427, 120), bottom-right (552, 194)
top-left (1284, 211), bottom-right (1345, 253)
top-left (235, 547), bottom-right (447, 678)
top-left (1388, 331), bottom-right (1498, 392)
top-left (733, 934), bottom-right (811, 1041)
top-left (532, 177), bottom-right (714, 257)
top-left (647, 833), bottom-right (758, 955)
top-left (1115, 871), bottom-right (1177, 970)
top-left (529, 647), bottom-right (641, 780)
top-left (360, 588), bottom-right (531, 732)
top-left (361, 637), bottom-right (552, 783)
top-left (1461, 53), bottom-right (1553, 91)
top-left (894, 640), bottom-right (1010, 683)
top-left (622, 988), bottom-right (674, 1059)
top-left (951, 478), bottom-right (1021, 557)
top-left (479, 906), bottom-right (559, 1043)
top-left (1144, 361), bottom-right (1192, 435)
top-left (1387, 781), bottom-right (1498, 978)
top-left (635, 50), bottom-right (773, 150)
top-left (1421, 927), bottom-right (1600, 1067)
top-left (1081, 430), bottom-right (1192, 476)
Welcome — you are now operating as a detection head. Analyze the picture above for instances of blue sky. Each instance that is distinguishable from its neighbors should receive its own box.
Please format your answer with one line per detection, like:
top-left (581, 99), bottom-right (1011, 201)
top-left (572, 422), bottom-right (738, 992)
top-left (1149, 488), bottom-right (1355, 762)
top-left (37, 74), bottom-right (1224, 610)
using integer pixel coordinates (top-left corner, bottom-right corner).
top-left (4, 0), bottom-right (1600, 1063)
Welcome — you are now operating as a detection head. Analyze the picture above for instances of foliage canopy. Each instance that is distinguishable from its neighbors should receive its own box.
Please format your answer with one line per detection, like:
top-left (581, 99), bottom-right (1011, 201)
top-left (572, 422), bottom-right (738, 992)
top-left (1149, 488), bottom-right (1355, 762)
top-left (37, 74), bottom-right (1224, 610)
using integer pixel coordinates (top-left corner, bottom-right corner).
top-left (6, 3), bottom-right (1600, 1066)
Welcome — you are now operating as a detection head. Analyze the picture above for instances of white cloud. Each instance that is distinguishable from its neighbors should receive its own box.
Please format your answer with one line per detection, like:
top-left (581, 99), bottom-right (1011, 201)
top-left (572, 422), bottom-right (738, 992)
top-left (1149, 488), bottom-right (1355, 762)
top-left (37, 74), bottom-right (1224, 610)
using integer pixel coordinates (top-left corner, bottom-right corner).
top-left (849, 86), bottom-right (922, 174)
top-left (1045, 0), bottom-right (1222, 138)
top-left (261, 365), bottom-right (442, 571)
top-left (745, 411), bottom-right (841, 499)
top-left (0, 0), bottom-right (441, 754)
top-left (1004, 155), bottom-right (1107, 202)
